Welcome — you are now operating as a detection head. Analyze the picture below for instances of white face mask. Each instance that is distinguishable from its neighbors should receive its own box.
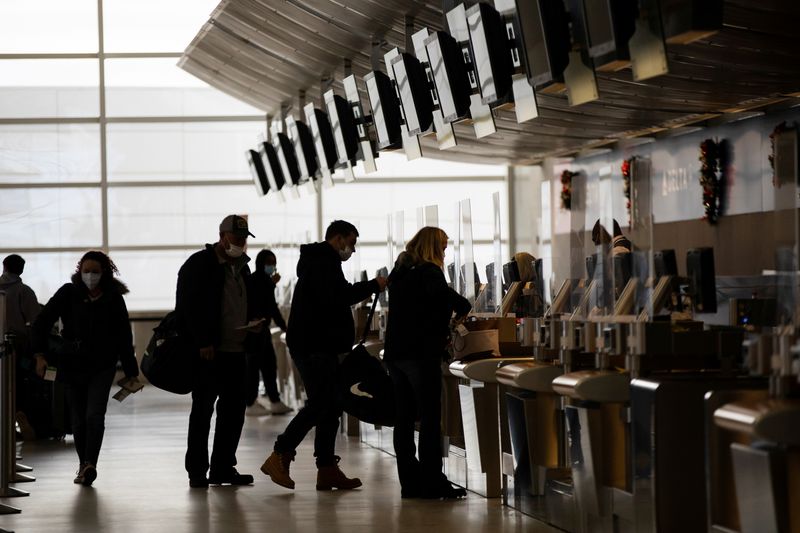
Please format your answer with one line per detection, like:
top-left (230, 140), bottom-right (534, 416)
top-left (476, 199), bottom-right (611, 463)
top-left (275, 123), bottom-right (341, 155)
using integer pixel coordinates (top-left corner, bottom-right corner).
top-left (82, 272), bottom-right (102, 290)
top-left (225, 241), bottom-right (245, 258)
top-left (338, 246), bottom-right (353, 262)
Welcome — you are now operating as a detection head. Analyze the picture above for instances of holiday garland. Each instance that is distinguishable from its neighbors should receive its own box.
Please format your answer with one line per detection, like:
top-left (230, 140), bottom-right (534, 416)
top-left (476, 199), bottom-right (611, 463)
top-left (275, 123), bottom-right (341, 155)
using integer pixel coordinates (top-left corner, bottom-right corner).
top-left (560, 169), bottom-right (577, 210)
top-left (698, 138), bottom-right (730, 225)
top-left (621, 157), bottom-right (635, 225)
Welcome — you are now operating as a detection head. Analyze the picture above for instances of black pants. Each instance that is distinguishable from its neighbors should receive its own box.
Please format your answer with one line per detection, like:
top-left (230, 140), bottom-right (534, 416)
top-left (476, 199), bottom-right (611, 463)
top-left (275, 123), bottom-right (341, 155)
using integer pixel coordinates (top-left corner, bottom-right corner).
top-left (185, 352), bottom-right (246, 478)
top-left (386, 358), bottom-right (446, 493)
top-left (273, 351), bottom-right (340, 467)
top-left (245, 332), bottom-right (280, 405)
top-left (65, 366), bottom-right (116, 467)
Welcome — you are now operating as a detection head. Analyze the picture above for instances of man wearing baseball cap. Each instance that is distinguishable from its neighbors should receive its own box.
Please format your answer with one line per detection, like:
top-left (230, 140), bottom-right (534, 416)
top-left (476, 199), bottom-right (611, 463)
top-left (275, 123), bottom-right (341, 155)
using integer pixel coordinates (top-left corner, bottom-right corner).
top-left (175, 214), bottom-right (258, 488)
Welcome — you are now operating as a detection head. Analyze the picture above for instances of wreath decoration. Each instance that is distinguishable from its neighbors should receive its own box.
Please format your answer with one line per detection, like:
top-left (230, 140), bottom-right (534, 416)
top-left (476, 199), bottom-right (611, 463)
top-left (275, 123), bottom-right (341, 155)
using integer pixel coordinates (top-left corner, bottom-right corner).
top-left (621, 157), bottom-right (635, 225)
top-left (560, 169), bottom-right (577, 210)
top-left (769, 121), bottom-right (792, 187)
top-left (698, 138), bottom-right (730, 225)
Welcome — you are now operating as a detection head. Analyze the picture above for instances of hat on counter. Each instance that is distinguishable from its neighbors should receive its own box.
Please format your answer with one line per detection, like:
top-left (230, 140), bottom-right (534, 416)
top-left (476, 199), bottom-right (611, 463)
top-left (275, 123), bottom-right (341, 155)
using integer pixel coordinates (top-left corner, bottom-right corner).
top-left (219, 214), bottom-right (255, 238)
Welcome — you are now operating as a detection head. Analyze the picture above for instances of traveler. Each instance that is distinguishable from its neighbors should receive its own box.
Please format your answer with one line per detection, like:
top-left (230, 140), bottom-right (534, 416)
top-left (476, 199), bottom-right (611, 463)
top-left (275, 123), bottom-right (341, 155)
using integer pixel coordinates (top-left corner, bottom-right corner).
top-left (1, 254), bottom-right (41, 438)
top-left (31, 251), bottom-right (140, 486)
top-left (177, 214), bottom-right (258, 488)
top-left (261, 220), bottom-right (386, 491)
top-left (245, 249), bottom-right (292, 416)
top-left (383, 227), bottom-right (471, 499)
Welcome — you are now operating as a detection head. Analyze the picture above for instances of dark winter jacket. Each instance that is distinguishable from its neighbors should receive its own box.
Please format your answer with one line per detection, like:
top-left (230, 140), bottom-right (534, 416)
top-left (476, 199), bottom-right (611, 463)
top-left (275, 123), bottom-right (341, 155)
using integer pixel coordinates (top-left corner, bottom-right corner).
top-left (247, 271), bottom-right (287, 331)
top-left (286, 241), bottom-right (379, 355)
top-left (384, 253), bottom-right (471, 361)
top-left (32, 277), bottom-right (138, 383)
top-left (175, 244), bottom-right (252, 352)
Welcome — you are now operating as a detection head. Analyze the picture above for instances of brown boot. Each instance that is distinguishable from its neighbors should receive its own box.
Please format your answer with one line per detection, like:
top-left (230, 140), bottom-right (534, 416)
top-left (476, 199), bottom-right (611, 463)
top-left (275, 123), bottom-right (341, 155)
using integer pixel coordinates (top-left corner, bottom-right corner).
top-left (260, 451), bottom-right (295, 489)
top-left (316, 456), bottom-right (362, 490)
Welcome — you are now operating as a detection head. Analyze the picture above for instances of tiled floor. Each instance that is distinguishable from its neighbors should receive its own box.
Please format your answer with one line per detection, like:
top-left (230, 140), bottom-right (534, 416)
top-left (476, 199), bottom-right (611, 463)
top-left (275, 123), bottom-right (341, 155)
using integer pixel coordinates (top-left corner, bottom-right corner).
top-left (0, 384), bottom-right (558, 533)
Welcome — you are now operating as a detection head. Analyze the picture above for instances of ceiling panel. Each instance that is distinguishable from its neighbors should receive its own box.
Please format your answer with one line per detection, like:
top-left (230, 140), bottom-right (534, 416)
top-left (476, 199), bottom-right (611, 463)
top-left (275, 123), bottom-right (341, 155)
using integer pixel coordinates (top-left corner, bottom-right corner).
top-left (180, 0), bottom-right (800, 164)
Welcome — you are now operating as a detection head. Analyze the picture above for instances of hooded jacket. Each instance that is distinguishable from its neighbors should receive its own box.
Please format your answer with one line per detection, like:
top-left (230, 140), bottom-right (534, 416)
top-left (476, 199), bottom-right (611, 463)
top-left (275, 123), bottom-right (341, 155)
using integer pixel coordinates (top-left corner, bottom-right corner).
top-left (0, 272), bottom-right (40, 341)
top-left (32, 275), bottom-right (138, 383)
top-left (286, 241), bottom-right (378, 355)
top-left (384, 253), bottom-right (471, 361)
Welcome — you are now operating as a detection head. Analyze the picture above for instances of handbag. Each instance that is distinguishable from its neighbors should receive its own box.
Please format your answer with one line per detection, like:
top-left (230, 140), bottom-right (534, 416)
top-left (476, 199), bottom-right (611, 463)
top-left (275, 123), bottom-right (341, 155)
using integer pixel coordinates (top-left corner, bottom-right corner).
top-left (338, 297), bottom-right (396, 427)
top-left (141, 311), bottom-right (195, 395)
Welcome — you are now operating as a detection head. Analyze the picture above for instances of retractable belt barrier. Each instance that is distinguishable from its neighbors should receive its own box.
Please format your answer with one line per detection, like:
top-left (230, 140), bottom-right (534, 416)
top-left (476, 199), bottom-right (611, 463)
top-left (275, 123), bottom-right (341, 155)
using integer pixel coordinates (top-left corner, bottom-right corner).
top-left (0, 290), bottom-right (28, 516)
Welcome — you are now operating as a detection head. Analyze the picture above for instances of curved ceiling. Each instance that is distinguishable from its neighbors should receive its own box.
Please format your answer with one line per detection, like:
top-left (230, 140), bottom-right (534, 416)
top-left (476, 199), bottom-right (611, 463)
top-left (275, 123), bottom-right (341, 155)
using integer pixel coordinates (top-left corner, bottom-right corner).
top-left (179, 0), bottom-right (800, 165)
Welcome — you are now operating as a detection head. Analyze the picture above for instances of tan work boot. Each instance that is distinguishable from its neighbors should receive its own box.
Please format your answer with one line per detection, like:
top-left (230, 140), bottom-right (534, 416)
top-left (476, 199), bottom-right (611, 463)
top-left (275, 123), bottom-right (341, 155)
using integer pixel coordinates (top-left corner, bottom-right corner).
top-left (316, 456), bottom-right (362, 490)
top-left (260, 451), bottom-right (295, 489)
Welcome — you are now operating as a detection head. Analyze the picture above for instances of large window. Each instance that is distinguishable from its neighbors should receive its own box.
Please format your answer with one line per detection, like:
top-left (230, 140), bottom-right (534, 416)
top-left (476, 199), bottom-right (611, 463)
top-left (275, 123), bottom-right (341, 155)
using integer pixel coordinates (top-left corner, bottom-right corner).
top-left (0, 1), bottom-right (510, 312)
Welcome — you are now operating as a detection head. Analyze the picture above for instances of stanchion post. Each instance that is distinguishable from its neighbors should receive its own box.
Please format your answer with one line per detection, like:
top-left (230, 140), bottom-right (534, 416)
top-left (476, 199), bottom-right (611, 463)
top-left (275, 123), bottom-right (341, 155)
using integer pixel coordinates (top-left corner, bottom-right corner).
top-left (0, 291), bottom-right (27, 510)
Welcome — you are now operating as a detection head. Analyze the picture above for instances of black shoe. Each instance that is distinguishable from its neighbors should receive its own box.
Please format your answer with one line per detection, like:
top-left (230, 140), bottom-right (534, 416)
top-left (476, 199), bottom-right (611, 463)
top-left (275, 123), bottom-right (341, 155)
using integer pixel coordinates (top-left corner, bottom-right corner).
top-left (208, 468), bottom-right (254, 486)
top-left (420, 482), bottom-right (466, 500)
top-left (189, 476), bottom-right (209, 489)
top-left (81, 465), bottom-right (97, 487)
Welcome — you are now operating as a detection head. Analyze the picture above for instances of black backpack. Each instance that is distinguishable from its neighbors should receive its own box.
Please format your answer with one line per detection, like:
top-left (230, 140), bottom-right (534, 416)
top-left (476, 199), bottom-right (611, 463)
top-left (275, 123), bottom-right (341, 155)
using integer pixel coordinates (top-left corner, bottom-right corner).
top-left (141, 311), bottom-right (195, 394)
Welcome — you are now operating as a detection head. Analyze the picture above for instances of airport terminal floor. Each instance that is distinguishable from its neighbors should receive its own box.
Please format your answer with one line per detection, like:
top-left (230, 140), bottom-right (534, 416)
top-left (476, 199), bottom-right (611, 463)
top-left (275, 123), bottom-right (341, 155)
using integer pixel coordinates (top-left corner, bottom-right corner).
top-left (1, 383), bottom-right (556, 533)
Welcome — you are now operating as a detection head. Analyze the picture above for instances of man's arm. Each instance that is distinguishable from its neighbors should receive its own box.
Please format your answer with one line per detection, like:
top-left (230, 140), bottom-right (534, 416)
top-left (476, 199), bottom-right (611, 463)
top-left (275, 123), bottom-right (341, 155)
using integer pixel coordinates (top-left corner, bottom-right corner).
top-left (176, 257), bottom-right (214, 351)
top-left (20, 285), bottom-right (40, 326)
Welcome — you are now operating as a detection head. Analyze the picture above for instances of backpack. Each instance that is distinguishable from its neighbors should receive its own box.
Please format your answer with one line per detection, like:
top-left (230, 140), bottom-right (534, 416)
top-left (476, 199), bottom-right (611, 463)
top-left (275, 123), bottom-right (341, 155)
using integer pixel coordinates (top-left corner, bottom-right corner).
top-left (141, 311), bottom-right (195, 394)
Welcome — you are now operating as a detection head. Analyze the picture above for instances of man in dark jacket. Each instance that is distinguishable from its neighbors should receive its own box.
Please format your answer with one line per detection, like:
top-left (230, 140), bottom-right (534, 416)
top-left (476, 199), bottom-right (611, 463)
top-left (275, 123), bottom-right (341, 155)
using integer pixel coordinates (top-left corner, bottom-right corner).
top-left (177, 214), bottom-right (257, 489)
top-left (261, 220), bottom-right (386, 491)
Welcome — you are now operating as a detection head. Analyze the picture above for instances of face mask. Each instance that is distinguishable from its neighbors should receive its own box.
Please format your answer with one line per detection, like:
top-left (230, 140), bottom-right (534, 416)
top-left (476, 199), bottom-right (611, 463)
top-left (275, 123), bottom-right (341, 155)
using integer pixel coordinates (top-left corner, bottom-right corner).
top-left (82, 272), bottom-right (102, 290)
top-left (339, 246), bottom-right (353, 262)
top-left (225, 241), bottom-right (245, 258)
top-left (264, 265), bottom-right (276, 276)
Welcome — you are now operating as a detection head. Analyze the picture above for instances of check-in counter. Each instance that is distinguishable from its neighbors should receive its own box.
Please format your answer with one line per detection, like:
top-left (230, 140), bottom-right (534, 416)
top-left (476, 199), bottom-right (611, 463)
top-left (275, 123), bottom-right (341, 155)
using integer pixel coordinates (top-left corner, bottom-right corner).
top-left (448, 356), bottom-right (531, 498)
top-left (711, 395), bottom-right (800, 533)
top-left (552, 368), bottom-right (633, 533)
top-left (496, 361), bottom-right (572, 529)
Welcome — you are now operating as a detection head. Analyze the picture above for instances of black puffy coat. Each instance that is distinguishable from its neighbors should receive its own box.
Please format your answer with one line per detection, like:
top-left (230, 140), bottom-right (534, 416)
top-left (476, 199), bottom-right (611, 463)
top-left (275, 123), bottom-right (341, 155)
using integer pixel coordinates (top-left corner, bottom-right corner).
top-left (286, 242), bottom-right (378, 355)
top-left (384, 253), bottom-right (471, 361)
top-left (32, 277), bottom-right (138, 383)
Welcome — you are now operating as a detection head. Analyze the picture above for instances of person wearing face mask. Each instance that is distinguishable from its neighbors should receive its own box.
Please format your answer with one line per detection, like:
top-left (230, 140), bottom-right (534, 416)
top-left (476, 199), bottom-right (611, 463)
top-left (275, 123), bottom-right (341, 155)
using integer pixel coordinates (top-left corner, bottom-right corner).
top-left (261, 220), bottom-right (387, 491)
top-left (244, 249), bottom-right (292, 416)
top-left (31, 251), bottom-right (140, 486)
top-left (175, 214), bottom-right (258, 489)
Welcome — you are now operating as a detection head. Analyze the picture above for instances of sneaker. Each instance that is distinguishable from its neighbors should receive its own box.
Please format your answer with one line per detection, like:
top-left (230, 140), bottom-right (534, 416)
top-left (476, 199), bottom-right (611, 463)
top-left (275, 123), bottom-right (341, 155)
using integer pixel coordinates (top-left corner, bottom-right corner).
top-left (208, 468), bottom-right (254, 486)
top-left (245, 403), bottom-right (270, 416)
top-left (260, 450), bottom-right (295, 489)
top-left (81, 464), bottom-right (97, 487)
top-left (269, 401), bottom-right (293, 415)
top-left (73, 464), bottom-right (85, 484)
top-left (316, 456), bottom-right (362, 491)
top-left (189, 476), bottom-right (209, 489)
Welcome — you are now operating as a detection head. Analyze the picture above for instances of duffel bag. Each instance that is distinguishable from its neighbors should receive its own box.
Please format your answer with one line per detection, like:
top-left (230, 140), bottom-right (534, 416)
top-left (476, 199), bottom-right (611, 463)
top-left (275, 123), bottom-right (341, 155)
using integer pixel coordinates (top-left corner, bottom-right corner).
top-left (141, 311), bottom-right (195, 394)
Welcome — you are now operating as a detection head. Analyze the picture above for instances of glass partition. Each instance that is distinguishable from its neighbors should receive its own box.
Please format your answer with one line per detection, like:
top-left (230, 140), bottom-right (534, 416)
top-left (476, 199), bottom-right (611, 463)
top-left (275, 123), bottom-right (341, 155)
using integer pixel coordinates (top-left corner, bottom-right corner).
top-left (773, 130), bottom-right (799, 329)
top-left (461, 198), bottom-right (477, 305)
top-left (549, 162), bottom-right (574, 317)
top-left (626, 157), bottom-right (654, 318)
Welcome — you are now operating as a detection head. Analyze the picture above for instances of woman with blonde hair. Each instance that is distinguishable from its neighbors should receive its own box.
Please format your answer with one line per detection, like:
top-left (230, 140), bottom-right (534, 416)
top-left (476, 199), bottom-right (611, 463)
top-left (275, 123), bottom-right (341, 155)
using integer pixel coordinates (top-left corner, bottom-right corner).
top-left (384, 226), bottom-right (471, 499)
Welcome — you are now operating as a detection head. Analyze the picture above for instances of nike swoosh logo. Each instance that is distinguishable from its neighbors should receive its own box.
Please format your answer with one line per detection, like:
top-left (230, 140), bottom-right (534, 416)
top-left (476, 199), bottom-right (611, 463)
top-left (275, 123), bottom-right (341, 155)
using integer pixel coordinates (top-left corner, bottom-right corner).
top-left (350, 382), bottom-right (374, 399)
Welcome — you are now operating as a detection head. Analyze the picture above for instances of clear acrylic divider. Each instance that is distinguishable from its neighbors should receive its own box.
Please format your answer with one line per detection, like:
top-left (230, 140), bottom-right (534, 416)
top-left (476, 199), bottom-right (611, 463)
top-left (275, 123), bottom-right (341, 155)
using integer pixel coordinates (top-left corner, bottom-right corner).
top-left (461, 198), bottom-right (477, 306)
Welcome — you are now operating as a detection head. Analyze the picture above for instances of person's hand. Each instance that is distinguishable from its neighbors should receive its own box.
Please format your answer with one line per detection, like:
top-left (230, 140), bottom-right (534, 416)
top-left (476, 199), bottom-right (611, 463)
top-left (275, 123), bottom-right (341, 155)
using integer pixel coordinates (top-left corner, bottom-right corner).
top-left (121, 376), bottom-right (144, 392)
top-left (199, 346), bottom-right (215, 361)
top-left (271, 273), bottom-right (282, 284)
top-left (34, 354), bottom-right (47, 378)
top-left (375, 276), bottom-right (388, 292)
